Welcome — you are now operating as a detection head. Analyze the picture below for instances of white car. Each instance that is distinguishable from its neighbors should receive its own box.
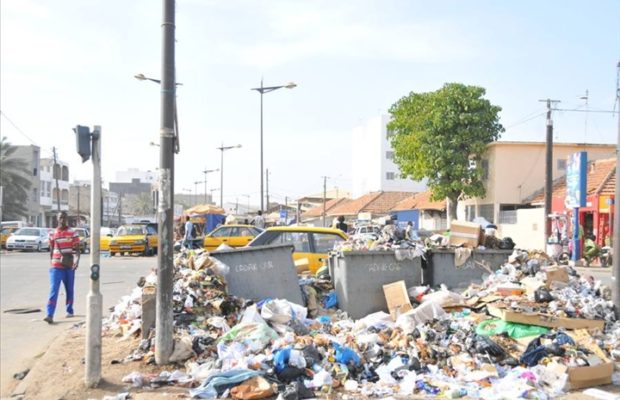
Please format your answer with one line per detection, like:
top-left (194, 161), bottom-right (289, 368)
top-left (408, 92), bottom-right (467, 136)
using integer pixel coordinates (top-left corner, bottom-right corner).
top-left (6, 227), bottom-right (51, 252)
top-left (351, 225), bottom-right (382, 241)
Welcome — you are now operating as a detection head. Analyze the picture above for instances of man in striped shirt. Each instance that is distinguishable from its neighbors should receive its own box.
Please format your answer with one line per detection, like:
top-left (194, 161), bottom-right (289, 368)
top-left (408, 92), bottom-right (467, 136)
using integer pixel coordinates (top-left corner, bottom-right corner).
top-left (44, 211), bottom-right (80, 324)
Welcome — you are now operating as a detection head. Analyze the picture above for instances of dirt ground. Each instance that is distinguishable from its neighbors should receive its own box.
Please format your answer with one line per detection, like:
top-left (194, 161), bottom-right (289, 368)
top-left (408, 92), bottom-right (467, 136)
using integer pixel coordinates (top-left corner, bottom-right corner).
top-left (4, 323), bottom-right (619, 400)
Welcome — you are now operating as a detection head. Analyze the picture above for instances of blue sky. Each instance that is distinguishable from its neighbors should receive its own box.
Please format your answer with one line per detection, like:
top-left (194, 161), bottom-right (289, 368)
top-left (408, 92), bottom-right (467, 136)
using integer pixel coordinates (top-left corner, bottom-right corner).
top-left (1, 0), bottom-right (619, 209)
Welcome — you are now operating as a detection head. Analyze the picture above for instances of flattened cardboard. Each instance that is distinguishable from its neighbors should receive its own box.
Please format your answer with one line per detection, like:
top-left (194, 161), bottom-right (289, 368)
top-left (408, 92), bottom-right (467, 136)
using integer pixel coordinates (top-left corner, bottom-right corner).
top-left (383, 280), bottom-right (413, 321)
top-left (449, 220), bottom-right (482, 247)
top-left (544, 266), bottom-right (569, 288)
top-left (487, 305), bottom-right (605, 330)
top-left (566, 329), bottom-right (613, 389)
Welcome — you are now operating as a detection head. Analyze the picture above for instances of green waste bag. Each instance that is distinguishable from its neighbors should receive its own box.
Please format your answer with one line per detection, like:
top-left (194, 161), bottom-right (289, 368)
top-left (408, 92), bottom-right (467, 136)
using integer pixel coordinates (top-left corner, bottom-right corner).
top-left (476, 319), bottom-right (549, 339)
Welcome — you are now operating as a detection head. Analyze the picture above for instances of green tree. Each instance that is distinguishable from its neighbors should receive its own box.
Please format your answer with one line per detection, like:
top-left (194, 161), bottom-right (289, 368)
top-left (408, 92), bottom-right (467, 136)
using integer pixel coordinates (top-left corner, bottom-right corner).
top-left (0, 137), bottom-right (32, 220)
top-left (388, 83), bottom-right (504, 220)
top-left (125, 192), bottom-right (154, 216)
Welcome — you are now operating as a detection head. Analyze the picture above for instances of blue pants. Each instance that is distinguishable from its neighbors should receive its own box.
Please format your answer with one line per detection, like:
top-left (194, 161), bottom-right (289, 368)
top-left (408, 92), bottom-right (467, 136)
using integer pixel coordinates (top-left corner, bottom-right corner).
top-left (46, 268), bottom-right (75, 317)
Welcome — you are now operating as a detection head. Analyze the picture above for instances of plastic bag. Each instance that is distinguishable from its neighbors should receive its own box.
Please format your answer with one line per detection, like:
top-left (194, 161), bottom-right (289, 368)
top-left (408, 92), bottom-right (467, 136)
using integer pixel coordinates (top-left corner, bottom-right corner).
top-left (476, 319), bottom-right (549, 339)
top-left (534, 287), bottom-right (554, 302)
top-left (219, 322), bottom-right (279, 353)
top-left (333, 343), bottom-right (361, 366)
top-left (322, 292), bottom-right (338, 309)
top-left (395, 302), bottom-right (446, 333)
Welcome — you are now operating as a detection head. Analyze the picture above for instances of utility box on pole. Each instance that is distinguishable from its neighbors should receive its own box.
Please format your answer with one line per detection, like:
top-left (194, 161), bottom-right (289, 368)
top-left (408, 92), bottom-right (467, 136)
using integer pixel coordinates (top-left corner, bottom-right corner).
top-left (74, 125), bottom-right (103, 388)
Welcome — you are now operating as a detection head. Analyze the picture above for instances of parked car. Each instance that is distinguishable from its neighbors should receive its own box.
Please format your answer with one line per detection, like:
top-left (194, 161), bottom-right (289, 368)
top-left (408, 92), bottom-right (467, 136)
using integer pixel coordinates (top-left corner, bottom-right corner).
top-left (73, 228), bottom-right (90, 254)
top-left (109, 223), bottom-right (158, 256)
top-left (248, 226), bottom-right (348, 274)
top-left (6, 227), bottom-right (51, 252)
top-left (100, 227), bottom-right (116, 252)
top-left (0, 227), bottom-right (18, 248)
top-left (203, 224), bottom-right (263, 251)
top-left (351, 224), bottom-right (381, 241)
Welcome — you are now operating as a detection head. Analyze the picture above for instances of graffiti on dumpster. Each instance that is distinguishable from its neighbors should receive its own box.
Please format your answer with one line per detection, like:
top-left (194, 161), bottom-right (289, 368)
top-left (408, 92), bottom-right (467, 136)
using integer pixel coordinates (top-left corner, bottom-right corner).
top-left (367, 263), bottom-right (402, 273)
top-left (235, 261), bottom-right (275, 273)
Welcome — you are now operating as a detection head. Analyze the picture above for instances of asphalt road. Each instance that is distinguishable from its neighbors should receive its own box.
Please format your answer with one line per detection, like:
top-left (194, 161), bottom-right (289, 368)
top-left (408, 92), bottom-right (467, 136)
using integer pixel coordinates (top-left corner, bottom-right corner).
top-left (0, 250), bottom-right (156, 396)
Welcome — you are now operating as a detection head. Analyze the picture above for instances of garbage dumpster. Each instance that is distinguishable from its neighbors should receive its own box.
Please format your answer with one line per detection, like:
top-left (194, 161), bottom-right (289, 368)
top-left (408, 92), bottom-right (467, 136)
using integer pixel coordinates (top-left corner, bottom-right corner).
top-left (329, 250), bottom-right (422, 320)
top-left (428, 249), bottom-right (512, 289)
top-left (210, 244), bottom-right (303, 304)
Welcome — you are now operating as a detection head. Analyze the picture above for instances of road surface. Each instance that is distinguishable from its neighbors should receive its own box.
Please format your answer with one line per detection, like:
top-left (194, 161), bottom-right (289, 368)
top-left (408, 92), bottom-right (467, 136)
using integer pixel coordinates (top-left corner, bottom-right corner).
top-left (0, 250), bottom-right (156, 396)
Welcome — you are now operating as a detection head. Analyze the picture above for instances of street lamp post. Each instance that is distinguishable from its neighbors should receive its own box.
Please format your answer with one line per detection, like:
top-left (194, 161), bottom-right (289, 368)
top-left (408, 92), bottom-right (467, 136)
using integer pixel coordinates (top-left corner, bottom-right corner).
top-left (202, 168), bottom-right (219, 204)
top-left (216, 143), bottom-right (241, 208)
top-left (242, 194), bottom-right (250, 214)
top-left (251, 80), bottom-right (296, 212)
top-left (194, 181), bottom-right (201, 206)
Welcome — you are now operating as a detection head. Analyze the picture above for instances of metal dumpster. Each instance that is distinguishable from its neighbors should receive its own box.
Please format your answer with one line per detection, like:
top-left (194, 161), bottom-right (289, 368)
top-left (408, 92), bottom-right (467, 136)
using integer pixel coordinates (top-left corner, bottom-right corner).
top-left (427, 249), bottom-right (512, 289)
top-left (210, 244), bottom-right (303, 304)
top-left (329, 250), bottom-right (423, 320)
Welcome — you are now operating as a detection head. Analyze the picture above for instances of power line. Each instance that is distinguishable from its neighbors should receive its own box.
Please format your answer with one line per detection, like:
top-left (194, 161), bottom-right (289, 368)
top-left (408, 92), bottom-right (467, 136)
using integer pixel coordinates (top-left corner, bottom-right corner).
top-left (552, 108), bottom-right (616, 114)
top-left (0, 111), bottom-right (37, 144)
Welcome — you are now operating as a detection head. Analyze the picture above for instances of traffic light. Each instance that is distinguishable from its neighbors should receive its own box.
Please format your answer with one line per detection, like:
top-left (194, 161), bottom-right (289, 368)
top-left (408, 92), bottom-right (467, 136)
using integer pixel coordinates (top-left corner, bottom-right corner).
top-left (74, 125), bottom-right (91, 162)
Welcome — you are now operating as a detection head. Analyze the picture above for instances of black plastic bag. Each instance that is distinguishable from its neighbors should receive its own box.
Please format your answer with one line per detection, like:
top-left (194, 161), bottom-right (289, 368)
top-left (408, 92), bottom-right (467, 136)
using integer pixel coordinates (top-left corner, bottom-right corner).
top-left (535, 287), bottom-right (554, 303)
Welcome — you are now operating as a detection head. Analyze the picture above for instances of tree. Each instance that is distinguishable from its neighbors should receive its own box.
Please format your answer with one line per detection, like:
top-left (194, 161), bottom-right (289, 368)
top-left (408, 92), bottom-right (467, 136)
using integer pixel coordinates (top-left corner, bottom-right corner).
top-left (388, 83), bottom-right (504, 220)
top-left (0, 137), bottom-right (32, 220)
top-left (125, 192), bottom-right (154, 216)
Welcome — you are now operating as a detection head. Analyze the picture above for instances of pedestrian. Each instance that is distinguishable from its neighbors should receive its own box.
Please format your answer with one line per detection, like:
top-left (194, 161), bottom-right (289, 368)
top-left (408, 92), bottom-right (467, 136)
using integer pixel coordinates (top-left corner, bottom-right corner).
top-left (336, 216), bottom-right (348, 233)
top-left (183, 216), bottom-right (194, 249)
top-left (45, 211), bottom-right (80, 324)
top-left (253, 210), bottom-right (265, 229)
top-left (405, 221), bottom-right (414, 240)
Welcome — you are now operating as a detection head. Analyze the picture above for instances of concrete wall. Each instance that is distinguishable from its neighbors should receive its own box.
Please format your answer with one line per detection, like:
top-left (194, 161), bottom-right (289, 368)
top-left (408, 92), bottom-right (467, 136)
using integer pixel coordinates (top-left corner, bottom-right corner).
top-left (498, 207), bottom-right (546, 250)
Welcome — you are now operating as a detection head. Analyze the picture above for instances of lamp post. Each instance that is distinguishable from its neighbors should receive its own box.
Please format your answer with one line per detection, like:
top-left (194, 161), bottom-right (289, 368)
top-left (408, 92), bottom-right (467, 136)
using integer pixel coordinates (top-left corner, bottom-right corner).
top-left (193, 181), bottom-right (201, 206)
top-left (242, 194), bottom-right (250, 214)
top-left (251, 80), bottom-right (296, 212)
top-left (182, 188), bottom-right (191, 208)
top-left (202, 168), bottom-right (219, 204)
top-left (216, 143), bottom-right (241, 208)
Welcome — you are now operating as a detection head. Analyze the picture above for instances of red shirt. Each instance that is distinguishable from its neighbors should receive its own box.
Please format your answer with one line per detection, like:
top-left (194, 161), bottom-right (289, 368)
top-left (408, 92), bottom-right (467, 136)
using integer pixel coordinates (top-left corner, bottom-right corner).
top-left (50, 226), bottom-right (79, 268)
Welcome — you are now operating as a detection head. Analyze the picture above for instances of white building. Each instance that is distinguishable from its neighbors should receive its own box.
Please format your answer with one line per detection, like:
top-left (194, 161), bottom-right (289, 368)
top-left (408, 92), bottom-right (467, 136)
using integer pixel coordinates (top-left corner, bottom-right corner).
top-left (115, 168), bottom-right (158, 184)
top-left (351, 115), bottom-right (426, 198)
top-left (40, 158), bottom-right (70, 226)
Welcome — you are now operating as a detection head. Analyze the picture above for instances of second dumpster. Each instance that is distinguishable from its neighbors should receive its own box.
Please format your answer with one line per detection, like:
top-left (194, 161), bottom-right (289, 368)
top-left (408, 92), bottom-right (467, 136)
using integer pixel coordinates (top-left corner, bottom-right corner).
top-left (427, 248), bottom-right (513, 289)
top-left (329, 250), bottom-right (422, 320)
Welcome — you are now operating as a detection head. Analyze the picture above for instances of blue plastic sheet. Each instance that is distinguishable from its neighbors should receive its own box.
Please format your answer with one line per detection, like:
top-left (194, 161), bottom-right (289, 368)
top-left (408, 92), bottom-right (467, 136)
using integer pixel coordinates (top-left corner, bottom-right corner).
top-left (333, 343), bottom-right (361, 366)
top-left (189, 369), bottom-right (261, 399)
top-left (323, 292), bottom-right (338, 309)
top-left (273, 347), bottom-right (292, 373)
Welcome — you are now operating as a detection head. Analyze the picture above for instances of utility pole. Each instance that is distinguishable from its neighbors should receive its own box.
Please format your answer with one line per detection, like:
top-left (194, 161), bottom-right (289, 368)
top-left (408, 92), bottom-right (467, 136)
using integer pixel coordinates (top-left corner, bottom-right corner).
top-left (613, 61), bottom-right (620, 316)
top-left (77, 186), bottom-right (80, 227)
top-left (266, 168), bottom-right (270, 212)
top-left (0, 186), bottom-right (3, 223)
top-left (155, 0), bottom-right (176, 365)
top-left (235, 198), bottom-right (239, 214)
top-left (322, 176), bottom-right (329, 227)
top-left (53, 147), bottom-right (61, 212)
top-left (85, 126), bottom-right (102, 387)
top-left (202, 168), bottom-right (218, 204)
top-left (538, 98), bottom-right (560, 242)
top-left (194, 181), bottom-right (200, 206)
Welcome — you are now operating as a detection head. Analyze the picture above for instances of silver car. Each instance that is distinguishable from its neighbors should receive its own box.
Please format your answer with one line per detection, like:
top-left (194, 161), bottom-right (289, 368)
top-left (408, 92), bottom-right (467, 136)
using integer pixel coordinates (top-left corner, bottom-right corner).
top-left (6, 227), bottom-right (51, 252)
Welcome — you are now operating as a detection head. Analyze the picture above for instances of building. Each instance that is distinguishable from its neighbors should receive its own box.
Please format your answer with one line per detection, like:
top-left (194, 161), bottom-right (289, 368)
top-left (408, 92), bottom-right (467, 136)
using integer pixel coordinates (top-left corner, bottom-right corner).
top-left (459, 141), bottom-right (616, 224)
top-left (351, 115), bottom-right (426, 197)
top-left (115, 168), bottom-right (158, 184)
top-left (11, 145), bottom-right (42, 225)
top-left (391, 191), bottom-right (447, 231)
top-left (39, 157), bottom-right (70, 227)
top-left (327, 191), bottom-right (413, 225)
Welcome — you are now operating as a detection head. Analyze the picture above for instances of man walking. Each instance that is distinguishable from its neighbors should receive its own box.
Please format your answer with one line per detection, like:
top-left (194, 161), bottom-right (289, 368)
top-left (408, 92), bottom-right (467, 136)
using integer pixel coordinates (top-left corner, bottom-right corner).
top-left (45, 211), bottom-right (80, 324)
top-left (183, 215), bottom-right (194, 249)
top-left (253, 210), bottom-right (265, 229)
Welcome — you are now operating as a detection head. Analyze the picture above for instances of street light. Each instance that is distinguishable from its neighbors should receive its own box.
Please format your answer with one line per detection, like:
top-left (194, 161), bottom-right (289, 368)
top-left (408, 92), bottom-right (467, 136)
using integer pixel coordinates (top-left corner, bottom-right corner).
top-left (242, 194), bottom-right (250, 214)
top-left (193, 181), bottom-right (201, 206)
top-left (251, 79), bottom-right (296, 212)
top-left (216, 143), bottom-right (242, 208)
top-left (202, 168), bottom-right (219, 204)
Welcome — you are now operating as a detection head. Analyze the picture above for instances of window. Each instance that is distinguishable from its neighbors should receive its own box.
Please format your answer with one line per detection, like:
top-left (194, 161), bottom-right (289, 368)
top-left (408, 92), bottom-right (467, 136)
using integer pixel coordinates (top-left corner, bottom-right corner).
top-left (386, 172), bottom-right (395, 180)
top-left (272, 232), bottom-right (311, 252)
top-left (386, 151), bottom-right (394, 160)
top-left (313, 233), bottom-right (345, 253)
top-left (32, 188), bottom-right (37, 201)
top-left (386, 129), bottom-right (395, 139)
top-left (557, 159), bottom-right (567, 171)
top-left (481, 160), bottom-right (489, 180)
top-left (479, 204), bottom-right (494, 223)
top-left (212, 227), bottom-right (233, 237)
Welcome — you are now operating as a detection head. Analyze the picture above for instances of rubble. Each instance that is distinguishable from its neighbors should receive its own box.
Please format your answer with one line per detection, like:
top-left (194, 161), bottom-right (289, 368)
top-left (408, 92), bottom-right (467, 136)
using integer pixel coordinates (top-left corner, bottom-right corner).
top-left (103, 247), bottom-right (619, 399)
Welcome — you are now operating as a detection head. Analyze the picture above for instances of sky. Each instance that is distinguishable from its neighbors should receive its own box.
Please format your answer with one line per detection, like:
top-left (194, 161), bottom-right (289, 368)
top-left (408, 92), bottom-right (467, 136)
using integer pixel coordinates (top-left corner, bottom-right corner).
top-left (1, 0), bottom-right (619, 210)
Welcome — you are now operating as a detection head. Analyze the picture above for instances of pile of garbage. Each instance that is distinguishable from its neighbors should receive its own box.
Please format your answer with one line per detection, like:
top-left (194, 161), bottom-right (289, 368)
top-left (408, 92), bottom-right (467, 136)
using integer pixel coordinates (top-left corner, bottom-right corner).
top-left (103, 248), bottom-right (619, 399)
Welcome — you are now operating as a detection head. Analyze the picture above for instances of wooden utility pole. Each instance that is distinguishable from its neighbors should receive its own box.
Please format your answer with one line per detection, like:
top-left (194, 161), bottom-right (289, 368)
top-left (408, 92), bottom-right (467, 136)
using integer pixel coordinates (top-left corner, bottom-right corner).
top-left (322, 176), bottom-right (329, 227)
top-left (538, 98), bottom-right (560, 241)
top-left (52, 147), bottom-right (61, 212)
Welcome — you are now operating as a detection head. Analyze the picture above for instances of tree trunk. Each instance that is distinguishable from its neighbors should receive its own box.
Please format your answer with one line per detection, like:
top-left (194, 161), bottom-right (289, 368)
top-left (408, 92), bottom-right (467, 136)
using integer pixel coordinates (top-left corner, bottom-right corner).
top-left (448, 197), bottom-right (458, 223)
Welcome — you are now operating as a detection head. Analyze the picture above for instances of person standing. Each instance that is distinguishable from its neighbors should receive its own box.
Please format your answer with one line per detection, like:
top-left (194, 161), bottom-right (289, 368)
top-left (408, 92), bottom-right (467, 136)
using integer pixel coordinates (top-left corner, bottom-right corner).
top-left (336, 216), bottom-right (348, 233)
top-left (253, 210), bottom-right (265, 229)
top-left (45, 211), bottom-right (80, 324)
top-left (183, 216), bottom-right (194, 249)
top-left (405, 221), bottom-right (414, 240)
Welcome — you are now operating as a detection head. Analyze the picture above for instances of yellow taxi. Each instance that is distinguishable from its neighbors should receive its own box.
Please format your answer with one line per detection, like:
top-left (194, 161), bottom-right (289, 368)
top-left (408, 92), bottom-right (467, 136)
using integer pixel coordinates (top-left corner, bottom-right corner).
top-left (203, 224), bottom-right (263, 251)
top-left (0, 227), bottom-right (18, 248)
top-left (248, 226), bottom-right (348, 274)
top-left (100, 227), bottom-right (116, 252)
top-left (109, 223), bottom-right (158, 256)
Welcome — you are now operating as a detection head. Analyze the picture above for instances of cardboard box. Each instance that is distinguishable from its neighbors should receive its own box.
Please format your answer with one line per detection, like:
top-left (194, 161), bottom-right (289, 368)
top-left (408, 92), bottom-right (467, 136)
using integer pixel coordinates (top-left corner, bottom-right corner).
top-left (566, 329), bottom-right (613, 389)
top-left (383, 280), bottom-right (413, 320)
top-left (449, 220), bottom-right (482, 247)
top-left (544, 266), bottom-right (569, 288)
top-left (487, 305), bottom-right (605, 330)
